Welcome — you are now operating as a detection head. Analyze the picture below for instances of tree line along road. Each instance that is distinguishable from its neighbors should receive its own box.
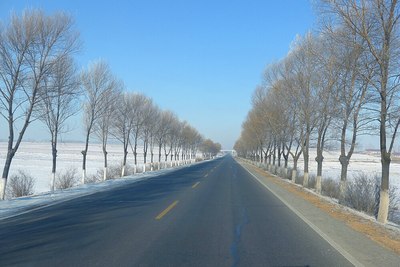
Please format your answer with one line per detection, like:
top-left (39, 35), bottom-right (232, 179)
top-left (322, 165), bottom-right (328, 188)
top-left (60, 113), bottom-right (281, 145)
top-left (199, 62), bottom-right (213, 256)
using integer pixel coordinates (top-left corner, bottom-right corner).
top-left (1, 155), bottom-right (394, 266)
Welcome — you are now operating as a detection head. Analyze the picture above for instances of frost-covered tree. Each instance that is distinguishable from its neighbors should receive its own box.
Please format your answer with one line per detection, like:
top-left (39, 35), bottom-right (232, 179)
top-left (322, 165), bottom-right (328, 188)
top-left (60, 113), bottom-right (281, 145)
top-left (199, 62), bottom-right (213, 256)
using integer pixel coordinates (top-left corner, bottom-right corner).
top-left (93, 80), bottom-right (122, 180)
top-left (81, 60), bottom-right (118, 184)
top-left (322, 0), bottom-right (400, 224)
top-left (37, 56), bottom-right (81, 191)
top-left (0, 10), bottom-right (80, 199)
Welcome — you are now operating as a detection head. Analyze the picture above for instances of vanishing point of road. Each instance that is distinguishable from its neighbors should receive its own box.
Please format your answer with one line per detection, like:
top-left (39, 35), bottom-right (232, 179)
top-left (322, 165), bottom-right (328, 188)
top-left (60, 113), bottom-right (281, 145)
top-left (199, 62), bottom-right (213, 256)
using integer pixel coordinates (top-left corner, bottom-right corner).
top-left (0, 156), bottom-right (355, 266)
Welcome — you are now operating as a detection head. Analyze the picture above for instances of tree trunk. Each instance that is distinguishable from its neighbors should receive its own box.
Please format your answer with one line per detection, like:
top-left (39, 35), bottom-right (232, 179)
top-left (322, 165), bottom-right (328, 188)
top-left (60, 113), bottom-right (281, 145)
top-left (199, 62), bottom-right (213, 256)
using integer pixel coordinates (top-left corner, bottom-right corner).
top-left (277, 144), bottom-right (282, 168)
top-left (81, 131), bottom-right (90, 184)
top-left (103, 148), bottom-right (108, 181)
top-left (122, 149), bottom-right (128, 177)
top-left (51, 141), bottom-right (57, 192)
top-left (303, 134), bottom-right (310, 187)
top-left (1, 153), bottom-right (13, 200)
top-left (377, 153), bottom-right (391, 223)
top-left (134, 147), bottom-right (137, 165)
top-left (292, 157), bottom-right (298, 182)
top-left (315, 153), bottom-right (323, 194)
top-left (339, 155), bottom-right (349, 203)
top-left (158, 144), bottom-right (162, 170)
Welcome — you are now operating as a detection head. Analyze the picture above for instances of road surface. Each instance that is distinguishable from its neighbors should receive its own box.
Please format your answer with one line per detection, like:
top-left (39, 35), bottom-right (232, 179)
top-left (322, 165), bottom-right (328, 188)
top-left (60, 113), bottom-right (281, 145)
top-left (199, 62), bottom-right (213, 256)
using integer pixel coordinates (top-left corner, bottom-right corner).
top-left (0, 156), bottom-right (353, 266)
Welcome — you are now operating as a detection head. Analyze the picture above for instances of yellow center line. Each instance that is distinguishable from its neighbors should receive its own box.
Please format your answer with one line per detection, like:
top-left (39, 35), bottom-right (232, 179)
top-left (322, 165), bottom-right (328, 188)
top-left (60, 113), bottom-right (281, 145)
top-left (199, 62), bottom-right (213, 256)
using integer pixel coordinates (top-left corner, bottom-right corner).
top-left (155, 200), bottom-right (179, 220)
top-left (204, 174), bottom-right (208, 177)
top-left (192, 181), bottom-right (200, 188)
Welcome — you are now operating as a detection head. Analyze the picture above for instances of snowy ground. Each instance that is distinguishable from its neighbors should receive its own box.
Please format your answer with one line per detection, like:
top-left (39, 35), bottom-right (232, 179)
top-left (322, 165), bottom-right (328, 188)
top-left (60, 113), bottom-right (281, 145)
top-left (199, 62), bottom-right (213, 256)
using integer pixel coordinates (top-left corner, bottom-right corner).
top-left (1, 142), bottom-right (399, 193)
top-left (0, 141), bottom-right (192, 194)
top-left (293, 149), bottom-right (400, 190)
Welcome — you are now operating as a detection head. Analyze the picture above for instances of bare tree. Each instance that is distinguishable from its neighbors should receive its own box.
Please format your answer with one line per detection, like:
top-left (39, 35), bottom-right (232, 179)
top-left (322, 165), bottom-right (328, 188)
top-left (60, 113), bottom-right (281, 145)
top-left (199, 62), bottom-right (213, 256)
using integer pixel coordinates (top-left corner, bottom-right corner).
top-left (155, 110), bottom-right (176, 169)
top-left (93, 80), bottom-right (122, 181)
top-left (324, 26), bottom-right (371, 201)
top-left (141, 99), bottom-right (158, 172)
top-left (164, 114), bottom-right (179, 164)
top-left (149, 107), bottom-right (161, 170)
top-left (288, 33), bottom-right (320, 187)
top-left (112, 92), bottom-right (133, 177)
top-left (279, 59), bottom-right (304, 181)
top-left (0, 10), bottom-right (80, 199)
top-left (323, 0), bottom-right (400, 224)
top-left (80, 60), bottom-right (118, 184)
top-left (37, 56), bottom-right (81, 191)
top-left (201, 139), bottom-right (222, 158)
top-left (311, 34), bottom-right (340, 193)
top-left (127, 93), bottom-right (151, 173)
top-left (181, 124), bottom-right (199, 163)
top-left (167, 118), bottom-right (182, 164)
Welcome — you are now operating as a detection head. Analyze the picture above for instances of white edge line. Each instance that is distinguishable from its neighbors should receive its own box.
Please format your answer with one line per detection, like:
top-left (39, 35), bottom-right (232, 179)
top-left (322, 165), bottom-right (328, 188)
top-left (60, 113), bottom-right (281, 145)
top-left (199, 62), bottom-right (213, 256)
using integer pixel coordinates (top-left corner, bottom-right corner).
top-left (240, 163), bottom-right (364, 267)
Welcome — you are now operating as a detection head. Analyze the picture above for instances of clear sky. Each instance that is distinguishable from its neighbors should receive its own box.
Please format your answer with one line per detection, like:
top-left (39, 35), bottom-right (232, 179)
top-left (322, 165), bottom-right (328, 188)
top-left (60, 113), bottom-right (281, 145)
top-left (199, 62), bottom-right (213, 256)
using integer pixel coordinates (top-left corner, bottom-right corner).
top-left (0, 0), bottom-right (316, 149)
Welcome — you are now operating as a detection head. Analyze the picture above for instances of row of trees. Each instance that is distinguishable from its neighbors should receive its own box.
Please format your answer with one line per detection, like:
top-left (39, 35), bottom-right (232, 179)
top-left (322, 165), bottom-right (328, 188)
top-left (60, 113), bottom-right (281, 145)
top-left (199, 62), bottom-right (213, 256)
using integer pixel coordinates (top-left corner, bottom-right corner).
top-left (200, 139), bottom-right (222, 159)
top-left (80, 61), bottom-right (205, 185)
top-left (235, 0), bottom-right (400, 224)
top-left (0, 10), bottom-right (217, 200)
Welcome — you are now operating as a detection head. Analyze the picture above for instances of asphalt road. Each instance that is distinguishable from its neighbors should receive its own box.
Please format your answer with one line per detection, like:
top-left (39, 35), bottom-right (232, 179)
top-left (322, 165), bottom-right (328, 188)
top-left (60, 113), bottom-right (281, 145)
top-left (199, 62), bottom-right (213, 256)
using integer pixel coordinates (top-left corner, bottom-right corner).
top-left (0, 156), bottom-right (353, 267)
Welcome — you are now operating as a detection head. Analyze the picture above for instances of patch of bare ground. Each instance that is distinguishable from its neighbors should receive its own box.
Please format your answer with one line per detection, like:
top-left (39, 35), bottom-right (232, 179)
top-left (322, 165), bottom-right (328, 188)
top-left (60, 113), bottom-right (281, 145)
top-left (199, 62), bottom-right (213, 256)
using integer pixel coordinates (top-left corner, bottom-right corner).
top-left (246, 163), bottom-right (400, 255)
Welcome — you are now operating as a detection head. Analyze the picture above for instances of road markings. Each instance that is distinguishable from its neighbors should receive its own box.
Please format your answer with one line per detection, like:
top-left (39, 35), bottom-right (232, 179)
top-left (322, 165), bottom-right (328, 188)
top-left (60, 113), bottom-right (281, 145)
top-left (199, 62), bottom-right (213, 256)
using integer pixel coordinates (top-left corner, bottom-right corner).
top-left (192, 181), bottom-right (200, 188)
top-left (155, 200), bottom-right (179, 220)
top-left (204, 174), bottom-right (208, 177)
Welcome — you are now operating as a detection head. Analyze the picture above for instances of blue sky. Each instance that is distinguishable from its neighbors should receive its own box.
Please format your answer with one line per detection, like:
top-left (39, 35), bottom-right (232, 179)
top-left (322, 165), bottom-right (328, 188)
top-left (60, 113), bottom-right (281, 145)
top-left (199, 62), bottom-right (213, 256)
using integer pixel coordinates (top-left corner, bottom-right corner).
top-left (0, 0), bottom-right (316, 149)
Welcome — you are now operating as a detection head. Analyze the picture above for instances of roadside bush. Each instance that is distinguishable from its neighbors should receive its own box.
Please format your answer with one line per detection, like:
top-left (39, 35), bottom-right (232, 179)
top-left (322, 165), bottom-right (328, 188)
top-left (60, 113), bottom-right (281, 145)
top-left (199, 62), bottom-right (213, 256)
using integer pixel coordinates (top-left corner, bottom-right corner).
top-left (282, 167), bottom-right (291, 180)
top-left (107, 164), bottom-right (123, 179)
top-left (286, 167), bottom-right (293, 179)
top-left (90, 162), bottom-right (137, 183)
top-left (123, 163), bottom-right (135, 176)
top-left (152, 162), bottom-right (160, 170)
top-left (306, 174), bottom-right (316, 189)
top-left (343, 172), bottom-right (400, 223)
top-left (321, 178), bottom-right (340, 199)
top-left (86, 172), bottom-right (102, 184)
top-left (388, 187), bottom-right (400, 224)
top-left (56, 168), bottom-right (79, 190)
top-left (6, 170), bottom-right (35, 198)
top-left (295, 172), bottom-right (303, 185)
top-left (344, 172), bottom-right (376, 215)
top-left (272, 166), bottom-right (279, 176)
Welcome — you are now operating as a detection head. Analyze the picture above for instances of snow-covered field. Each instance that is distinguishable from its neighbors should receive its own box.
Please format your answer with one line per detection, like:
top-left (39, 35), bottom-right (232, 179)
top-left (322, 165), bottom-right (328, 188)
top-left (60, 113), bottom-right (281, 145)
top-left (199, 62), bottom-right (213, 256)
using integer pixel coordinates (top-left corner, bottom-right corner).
top-left (294, 149), bottom-right (400, 190)
top-left (1, 142), bottom-right (399, 194)
top-left (0, 141), bottom-right (191, 194)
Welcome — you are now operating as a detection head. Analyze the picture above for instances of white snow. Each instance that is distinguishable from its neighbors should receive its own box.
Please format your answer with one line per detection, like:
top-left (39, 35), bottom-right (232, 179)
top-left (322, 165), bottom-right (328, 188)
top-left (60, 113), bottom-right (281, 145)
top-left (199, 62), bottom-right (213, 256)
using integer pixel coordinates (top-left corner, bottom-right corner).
top-left (292, 149), bottom-right (400, 190)
top-left (0, 141), bottom-right (188, 194)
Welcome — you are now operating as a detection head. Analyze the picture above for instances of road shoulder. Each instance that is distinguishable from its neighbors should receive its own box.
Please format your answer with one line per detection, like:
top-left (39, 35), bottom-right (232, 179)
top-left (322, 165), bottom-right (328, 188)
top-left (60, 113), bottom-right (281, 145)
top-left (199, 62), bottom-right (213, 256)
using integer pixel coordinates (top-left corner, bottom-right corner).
top-left (238, 159), bottom-right (400, 267)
